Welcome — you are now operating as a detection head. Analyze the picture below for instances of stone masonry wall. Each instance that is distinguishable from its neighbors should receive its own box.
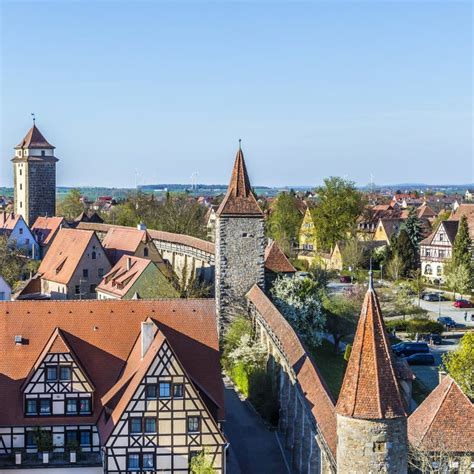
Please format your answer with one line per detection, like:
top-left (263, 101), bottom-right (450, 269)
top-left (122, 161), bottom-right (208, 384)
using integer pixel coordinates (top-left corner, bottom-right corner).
top-left (216, 216), bottom-right (265, 330)
top-left (27, 162), bottom-right (56, 226)
top-left (336, 414), bottom-right (408, 474)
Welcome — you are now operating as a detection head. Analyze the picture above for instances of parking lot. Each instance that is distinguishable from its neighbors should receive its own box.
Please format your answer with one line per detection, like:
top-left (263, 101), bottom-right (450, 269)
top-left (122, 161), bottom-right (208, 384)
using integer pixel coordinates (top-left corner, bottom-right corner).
top-left (419, 298), bottom-right (474, 328)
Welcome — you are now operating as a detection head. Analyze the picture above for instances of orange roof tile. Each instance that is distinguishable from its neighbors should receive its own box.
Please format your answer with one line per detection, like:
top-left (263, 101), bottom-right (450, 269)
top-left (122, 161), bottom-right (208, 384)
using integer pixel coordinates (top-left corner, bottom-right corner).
top-left (37, 228), bottom-right (106, 284)
top-left (216, 147), bottom-right (263, 217)
top-left (336, 284), bottom-right (407, 419)
top-left (16, 124), bottom-right (55, 149)
top-left (0, 212), bottom-right (21, 231)
top-left (264, 241), bottom-right (296, 273)
top-left (0, 299), bottom-right (223, 427)
top-left (31, 216), bottom-right (64, 246)
top-left (408, 376), bottom-right (474, 452)
top-left (101, 227), bottom-right (151, 264)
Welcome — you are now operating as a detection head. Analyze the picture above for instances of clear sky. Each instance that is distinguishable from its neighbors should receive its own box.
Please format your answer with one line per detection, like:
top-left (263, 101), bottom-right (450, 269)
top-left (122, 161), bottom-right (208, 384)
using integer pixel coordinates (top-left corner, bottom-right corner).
top-left (0, 1), bottom-right (472, 188)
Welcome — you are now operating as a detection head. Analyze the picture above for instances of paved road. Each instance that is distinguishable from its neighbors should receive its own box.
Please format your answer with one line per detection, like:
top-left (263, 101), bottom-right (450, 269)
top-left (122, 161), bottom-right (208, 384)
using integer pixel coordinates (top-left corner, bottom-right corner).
top-left (418, 298), bottom-right (474, 328)
top-left (223, 378), bottom-right (290, 474)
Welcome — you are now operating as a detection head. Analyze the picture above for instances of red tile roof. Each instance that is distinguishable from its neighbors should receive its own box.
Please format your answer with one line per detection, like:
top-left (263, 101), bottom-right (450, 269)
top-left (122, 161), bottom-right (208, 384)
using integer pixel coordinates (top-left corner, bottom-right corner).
top-left (16, 124), bottom-right (55, 149)
top-left (0, 299), bottom-right (223, 427)
top-left (31, 216), bottom-right (64, 246)
top-left (264, 241), bottom-right (296, 273)
top-left (246, 285), bottom-right (337, 458)
top-left (97, 256), bottom-right (153, 298)
top-left (336, 286), bottom-right (407, 419)
top-left (408, 375), bottom-right (474, 452)
top-left (216, 147), bottom-right (263, 217)
top-left (101, 227), bottom-right (149, 263)
top-left (0, 212), bottom-right (21, 232)
top-left (37, 228), bottom-right (106, 284)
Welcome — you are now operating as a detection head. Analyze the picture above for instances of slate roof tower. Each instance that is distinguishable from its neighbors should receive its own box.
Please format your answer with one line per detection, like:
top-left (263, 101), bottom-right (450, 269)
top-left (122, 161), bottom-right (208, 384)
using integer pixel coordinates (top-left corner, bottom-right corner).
top-left (335, 275), bottom-right (408, 473)
top-left (215, 143), bottom-right (265, 333)
top-left (12, 123), bottom-right (59, 226)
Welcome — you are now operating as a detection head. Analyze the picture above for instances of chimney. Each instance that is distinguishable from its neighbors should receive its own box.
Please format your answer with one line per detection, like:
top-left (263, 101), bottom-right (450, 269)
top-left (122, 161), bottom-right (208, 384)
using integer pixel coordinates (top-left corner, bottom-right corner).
top-left (137, 222), bottom-right (147, 231)
top-left (141, 321), bottom-right (154, 359)
top-left (126, 257), bottom-right (132, 271)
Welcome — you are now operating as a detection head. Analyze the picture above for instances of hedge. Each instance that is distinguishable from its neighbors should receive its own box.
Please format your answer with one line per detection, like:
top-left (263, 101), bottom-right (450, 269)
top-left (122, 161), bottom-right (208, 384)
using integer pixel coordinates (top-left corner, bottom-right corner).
top-left (385, 318), bottom-right (444, 335)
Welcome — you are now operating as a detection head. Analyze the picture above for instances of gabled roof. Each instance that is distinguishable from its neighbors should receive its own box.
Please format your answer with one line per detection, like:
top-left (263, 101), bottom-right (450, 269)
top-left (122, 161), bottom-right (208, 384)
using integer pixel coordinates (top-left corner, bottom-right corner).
top-left (16, 124), bottom-right (55, 149)
top-left (31, 216), bottom-right (64, 246)
top-left (264, 241), bottom-right (296, 273)
top-left (216, 147), bottom-right (263, 217)
top-left (0, 212), bottom-right (21, 232)
top-left (408, 375), bottom-right (474, 452)
top-left (21, 327), bottom-right (95, 392)
top-left (376, 218), bottom-right (404, 240)
top-left (420, 220), bottom-right (459, 246)
top-left (336, 283), bottom-right (407, 419)
top-left (37, 228), bottom-right (104, 284)
top-left (97, 256), bottom-right (154, 298)
top-left (102, 227), bottom-right (150, 264)
top-left (0, 299), bottom-right (223, 427)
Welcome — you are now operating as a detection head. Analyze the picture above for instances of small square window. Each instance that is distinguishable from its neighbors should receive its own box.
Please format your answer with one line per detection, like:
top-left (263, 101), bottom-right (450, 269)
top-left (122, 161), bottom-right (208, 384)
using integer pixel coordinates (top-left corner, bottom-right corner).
top-left (25, 431), bottom-right (37, 447)
top-left (144, 417), bottom-right (156, 433)
top-left (75, 285), bottom-right (80, 295)
top-left (46, 366), bottom-right (57, 381)
top-left (159, 382), bottom-right (171, 398)
top-left (373, 441), bottom-right (386, 453)
top-left (145, 384), bottom-right (157, 399)
top-left (66, 399), bottom-right (77, 414)
top-left (83, 269), bottom-right (89, 278)
top-left (187, 416), bottom-right (200, 433)
top-left (60, 366), bottom-right (72, 381)
top-left (79, 398), bottom-right (91, 414)
top-left (79, 431), bottom-right (91, 446)
top-left (129, 417), bottom-right (142, 434)
top-left (66, 430), bottom-right (78, 444)
top-left (173, 383), bottom-right (184, 399)
top-left (127, 453), bottom-right (140, 471)
top-left (39, 399), bottom-right (51, 415)
top-left (142, 453), bottom-right (154, 470)
top-left (19, 228), bottom-right (23, 235)
top-left (98, 268), bottom-right (104, 278)
top-left (26, 399), bottom-right (37, 415)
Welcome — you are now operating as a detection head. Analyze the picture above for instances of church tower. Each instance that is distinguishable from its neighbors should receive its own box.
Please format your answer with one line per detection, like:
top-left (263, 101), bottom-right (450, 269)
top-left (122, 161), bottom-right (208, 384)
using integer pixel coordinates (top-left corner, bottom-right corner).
top-left (215, 144), bottom-right (265, 332)
top-left (335, 275), bottom-right (408, 473)
top-left (12, 123), bottom-right (59, 226)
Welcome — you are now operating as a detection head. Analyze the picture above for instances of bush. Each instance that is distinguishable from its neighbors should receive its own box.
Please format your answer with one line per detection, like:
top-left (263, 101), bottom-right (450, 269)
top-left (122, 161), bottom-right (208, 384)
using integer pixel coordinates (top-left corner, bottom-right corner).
top-left (230, 363), bottom-right (250, 397)
top-left (385, 318), bottom-right (444, 335)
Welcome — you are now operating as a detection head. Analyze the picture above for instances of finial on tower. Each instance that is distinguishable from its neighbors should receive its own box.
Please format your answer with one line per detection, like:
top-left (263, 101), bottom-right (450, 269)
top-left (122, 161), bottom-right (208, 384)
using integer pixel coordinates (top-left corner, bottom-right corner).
top-left (31, 113), bottom-right (36, 124)
top-left (238, 138), bottom-right (242, 150)
top-left (368, 257), bottom-right (373, 290)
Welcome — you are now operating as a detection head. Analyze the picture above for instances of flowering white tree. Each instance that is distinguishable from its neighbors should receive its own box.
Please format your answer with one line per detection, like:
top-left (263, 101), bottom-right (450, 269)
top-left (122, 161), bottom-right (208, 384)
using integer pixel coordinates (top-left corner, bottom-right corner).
top-left (228, 334), bottom-right (267, 370)
top-left (271, 276), bottom-right (325, 346)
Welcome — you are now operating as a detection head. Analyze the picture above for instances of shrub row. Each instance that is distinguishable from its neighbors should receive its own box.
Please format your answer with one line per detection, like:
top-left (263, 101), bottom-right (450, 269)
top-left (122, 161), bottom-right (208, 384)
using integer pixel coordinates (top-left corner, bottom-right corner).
top-left (385, 318), bottom-right (444, 335)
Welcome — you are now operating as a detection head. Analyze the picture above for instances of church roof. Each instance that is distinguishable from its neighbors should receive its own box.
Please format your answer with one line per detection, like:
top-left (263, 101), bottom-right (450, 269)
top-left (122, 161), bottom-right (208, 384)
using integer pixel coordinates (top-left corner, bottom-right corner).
top-left (336, 280), bottom-right (407, 419)
top-left (16, 124), bottom-right (55, 149)
top-left (216, 146), bottom-right (263, 217)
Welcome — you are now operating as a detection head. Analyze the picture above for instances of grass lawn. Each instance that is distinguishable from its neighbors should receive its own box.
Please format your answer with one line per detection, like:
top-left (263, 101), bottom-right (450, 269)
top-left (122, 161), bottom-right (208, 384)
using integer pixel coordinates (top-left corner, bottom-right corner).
top-left (310, 340), bottom-right (347, 400)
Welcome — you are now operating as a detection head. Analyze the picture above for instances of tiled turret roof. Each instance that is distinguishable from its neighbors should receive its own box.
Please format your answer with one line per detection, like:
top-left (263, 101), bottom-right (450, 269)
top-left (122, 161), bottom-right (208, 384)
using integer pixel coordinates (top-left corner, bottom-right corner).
top-left (216, 146), bottom-right (263, 217)
top-left (336, 279), bottom-right (407, 419)
top-left (16, 124), bottom-right (55, 149)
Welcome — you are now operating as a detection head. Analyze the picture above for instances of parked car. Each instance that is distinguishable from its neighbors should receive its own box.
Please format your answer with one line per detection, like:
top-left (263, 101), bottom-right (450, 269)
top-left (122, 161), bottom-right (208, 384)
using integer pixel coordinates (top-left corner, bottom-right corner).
top-left (404, 353), bottom-right (436, 366)
top-left (422, 292), bottom-right (447, 302)
top-left (437, 316), bottom-right (456, 328)
top-left (453, 299), bottom-right (473, 308)
top-left (392, 342), bottom-right (430, 357)
top-left (339, 275), bottom-right (351, 283)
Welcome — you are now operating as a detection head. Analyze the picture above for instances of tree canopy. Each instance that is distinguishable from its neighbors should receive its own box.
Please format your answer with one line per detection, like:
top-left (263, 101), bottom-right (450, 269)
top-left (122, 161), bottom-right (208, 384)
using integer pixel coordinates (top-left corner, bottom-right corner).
top-left (312, 177), bottom-right (365, 251)
top-left (56, 189), bottom-right (85, 220)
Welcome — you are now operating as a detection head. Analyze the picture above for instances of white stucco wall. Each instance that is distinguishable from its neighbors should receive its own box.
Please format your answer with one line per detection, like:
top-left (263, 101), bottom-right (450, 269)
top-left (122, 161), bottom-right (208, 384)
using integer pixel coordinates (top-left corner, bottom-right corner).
top-left (8, 217), bottom-right (39, 259)
top-left (0, 468), bottom-right (103, 474)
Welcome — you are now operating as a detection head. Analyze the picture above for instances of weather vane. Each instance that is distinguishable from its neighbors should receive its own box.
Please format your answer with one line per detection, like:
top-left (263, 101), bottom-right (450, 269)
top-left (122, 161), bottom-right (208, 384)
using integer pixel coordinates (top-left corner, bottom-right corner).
top-left (31, 113), bottom-right (35, 124)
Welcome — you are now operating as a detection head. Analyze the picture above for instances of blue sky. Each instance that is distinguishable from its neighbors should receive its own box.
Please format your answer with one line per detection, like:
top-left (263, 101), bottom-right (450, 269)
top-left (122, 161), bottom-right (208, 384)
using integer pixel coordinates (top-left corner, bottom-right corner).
top-left (1, 1), bottom-right (472, 188)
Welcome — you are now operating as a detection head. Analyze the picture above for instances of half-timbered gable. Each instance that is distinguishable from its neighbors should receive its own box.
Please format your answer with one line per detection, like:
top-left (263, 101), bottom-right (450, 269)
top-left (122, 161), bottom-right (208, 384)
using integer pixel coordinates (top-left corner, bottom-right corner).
top-left (22, 328), bottom-right (94, 417)
top-left (100, 321), bottom-right (225, 473)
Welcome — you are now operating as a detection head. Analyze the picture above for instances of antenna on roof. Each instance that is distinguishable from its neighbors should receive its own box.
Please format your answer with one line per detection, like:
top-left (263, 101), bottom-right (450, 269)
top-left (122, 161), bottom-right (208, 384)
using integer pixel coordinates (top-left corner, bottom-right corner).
top-left (31, 113), bottom-right (35, 124)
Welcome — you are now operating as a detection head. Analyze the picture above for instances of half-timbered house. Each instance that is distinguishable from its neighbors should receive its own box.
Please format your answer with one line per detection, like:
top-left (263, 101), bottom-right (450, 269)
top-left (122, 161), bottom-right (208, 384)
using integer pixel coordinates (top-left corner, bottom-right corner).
top-left (0, 299), bottom-right (226, 472)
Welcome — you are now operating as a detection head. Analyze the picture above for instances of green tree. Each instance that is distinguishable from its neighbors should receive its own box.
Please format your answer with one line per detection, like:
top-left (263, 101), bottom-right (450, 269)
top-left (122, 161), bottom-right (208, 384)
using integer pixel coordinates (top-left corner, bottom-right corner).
top-left (56, 189), bottom-right (85, 220)
top-left (393, 228), bottom-right (417, 276)
top-left (452, 215), bottom-right (472, 269)
top-left (271, 276), bottom-right (325, 346)
top-left (266, 192), bottom-right (303, 254)
top-left (386, 252), bottom-right (403, 281)
top-left (432, 210), bottom-right (450, 230)
top-left (404, 207), bottom-right (423, 261)
top-left (189, 449), bottom-right (214, 474)
top-left (0, 236), bottom-right (25, 288)
top-left (312, 177), bottom-right (365, 251)
top-left (341, 238), bottom-right (367, 274)
top-left (444, 261), bottom-right (472, 299)
top-left (322, 294), bottom-right (359, 353)
top-left (443, 332), bottom-right (474, 399)
top-left (410, 269), bottom-right (426, 306)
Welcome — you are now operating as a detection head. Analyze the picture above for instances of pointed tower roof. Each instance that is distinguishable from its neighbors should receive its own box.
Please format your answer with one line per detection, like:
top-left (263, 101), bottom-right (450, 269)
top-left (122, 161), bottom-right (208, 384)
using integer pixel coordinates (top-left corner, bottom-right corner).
top-left (216, 145), bottom-right (263, 217)
top-left (16, 124), bottom-right (55, 149)
top-left (336, 279), bottom-right (407, 419)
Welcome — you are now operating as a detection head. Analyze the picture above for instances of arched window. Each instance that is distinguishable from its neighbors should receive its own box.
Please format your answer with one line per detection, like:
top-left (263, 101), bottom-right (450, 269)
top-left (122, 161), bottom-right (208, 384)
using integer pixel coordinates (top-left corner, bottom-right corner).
top-left (425, 264), bottom-right (432, 275)
top-left (91, 251), bottom-right (97, 260)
